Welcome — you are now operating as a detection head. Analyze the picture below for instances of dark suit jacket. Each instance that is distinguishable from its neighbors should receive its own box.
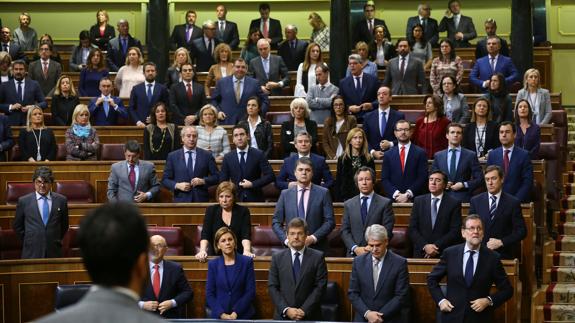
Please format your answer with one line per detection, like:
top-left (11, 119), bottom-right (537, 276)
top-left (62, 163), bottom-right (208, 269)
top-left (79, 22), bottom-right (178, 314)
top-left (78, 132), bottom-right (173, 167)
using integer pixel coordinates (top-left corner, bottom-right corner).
top-left (19, 128), bottom-right (57, 161)
top-left (249, 18), bottom-right (283, 49)
top-left (353, 18), bottom-right (391, 45)
top-left (28, 59), bottom-right (62, 96)
top-left (280, 118), bottom-right (318, 157)
top-left (469, 192), bottom-right (527, 259)
top-left (427, 244), bottom-right (513, 323)
top-left (207, 255), bottom-right (255, 319)
top-left (277, 39), bottom-right (309, 71)
top-left (272, 184), bottom-right (335, 251)
top-left (462, 121), bottom-right (499, 158)
top-left (216, 20), bottom-right (240, 50)
top-left (276, 153), bottom-right (334, 190)
top-left (141, 260), bottom-right (193, 319)
top-left (408, 193), bottom-right (462, 258)
top-left (220, 147), bottom-right (275, 202)
top-left (106, 35), bottom-right (143, 72)
top-left (341, 193), bottom-right (395, 255)
top-left (170, 24), bottom-right (203, 50)
top-left (162, 147), bottom-right (219, 202)
top-left (383, 55), bottom-right (428, 95)
top-left (248, 55), bottom-right (290, 95)
top-left (211, 76), bottom-right (269, 125)
top-left (475, 37), bottom-right (509, 59)
top-left (268, 247), bottom-right (327, 320)
top-left (0, 78), bottom-right (47, 126)
top-left (190, 37), bottom-right (221, 72)
top-left (438, 15), bottom-right (477, 48)
top-left (381, 143), bottom-right (428, 199)
top-left (348, 251), bottom-right (409, 323)
top-left (486, 146), bottom-right (533, 202)
top-left (432, 147), bottom-right (483, 202)
top-left (89, 24), bottom-right (115, 51)
top-left (469, 55), bottom-right (519, 91)
top-left (338, 73), bottom-right (379, 121)
top-left (0, 115), bottom-right (14, 161)
top-left (12, 191), bottom-right (69, 258)
top-left (406, 16), bottom-right (439, 47)
top-left (129, 82), bottom-right (170, 124)
top-left (88, 96), bottom-right (127, 126)
top-left (363, 107), bottom-right (406, 152)
top-left (169, 81), bottom-right (207, 125)
top-left (3, 41), bottom-right (26, 61)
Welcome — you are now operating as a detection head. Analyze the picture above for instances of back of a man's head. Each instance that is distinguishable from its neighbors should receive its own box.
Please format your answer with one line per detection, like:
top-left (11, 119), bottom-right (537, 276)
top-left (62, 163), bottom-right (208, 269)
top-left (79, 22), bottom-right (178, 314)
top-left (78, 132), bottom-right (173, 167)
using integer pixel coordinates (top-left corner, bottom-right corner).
top-left (78, 202), bottom-right (149, 287)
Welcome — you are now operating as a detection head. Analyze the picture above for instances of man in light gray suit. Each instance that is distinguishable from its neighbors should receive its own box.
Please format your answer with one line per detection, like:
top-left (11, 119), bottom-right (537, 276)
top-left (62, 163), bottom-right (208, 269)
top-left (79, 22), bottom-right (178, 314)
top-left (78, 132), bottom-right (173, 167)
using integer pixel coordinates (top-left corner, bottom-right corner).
top-left (28, 42), bottom-right (62, 96)
top-left (37, 202), bottom-right (163, 323)
top-left (107, 140), bottom-right (160, 203)
top-left (342, 166), bottom-right (395, 256)
top-left (248, 38), bottom-right (290, 96)
top-left (268, 217), bottom-right (327, 320)
top-left (383, 38), bottom-right (427, 95)
top-left (272, 157), bottom-right (335, 252)
top-left (13, 166), bottom-right (69, 259)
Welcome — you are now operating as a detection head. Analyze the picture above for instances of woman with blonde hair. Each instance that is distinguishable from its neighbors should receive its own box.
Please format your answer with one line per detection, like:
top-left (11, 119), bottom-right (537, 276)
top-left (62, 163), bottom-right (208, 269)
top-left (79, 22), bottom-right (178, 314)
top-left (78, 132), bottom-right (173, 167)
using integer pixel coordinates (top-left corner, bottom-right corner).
top-left (0, 51), bottom-right (12, 84)
top-left (308, 12), bottom-right (330, 51)
top-left (115, 47), bottom-right (145, 97)
top-left (19, 106), bottom-right (57, 161)
top-left (165, 47), bottom-right (192, 90)
top-left (294, 42), bottom-right (324, 97)
top-left (280, 97), bottom-right (318, 157)
top-left (65, 104), bottom-right (100, 161)
top-left (196, 104), bottom-right (230, 162)
top-left (89, 9), bottom-right (115, 51)
top-left (205, 43), bottom-right (234, 96)
top-left (347, 41), bottom-right (377, 77)
top-left (51, 75), bottom-right (80, 126)
top-left (515, 68), bottom-right (552, 125)
top-left (335, 127), bottom-right (375, 201)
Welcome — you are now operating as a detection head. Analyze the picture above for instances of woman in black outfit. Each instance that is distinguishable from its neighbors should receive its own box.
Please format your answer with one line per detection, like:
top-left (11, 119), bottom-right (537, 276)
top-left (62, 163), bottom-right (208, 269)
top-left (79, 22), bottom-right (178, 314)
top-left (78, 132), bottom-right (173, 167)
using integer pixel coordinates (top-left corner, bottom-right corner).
top-left (51, 75), bottom-right (80, 126)
top-left (89, 10), bottom-right (115, 51)
top-left (462, 97), bottom-right (500, 161)
top-left (143, 102), bottom-right (181, 160)
top-left (19, 106), bottom-right (57, 161)
top-left (482, 72), bottom-right (513, 124)
top-left (336, 127), bottom-right (375, 202)
top-left (237, 96), bottom-right (273, 159)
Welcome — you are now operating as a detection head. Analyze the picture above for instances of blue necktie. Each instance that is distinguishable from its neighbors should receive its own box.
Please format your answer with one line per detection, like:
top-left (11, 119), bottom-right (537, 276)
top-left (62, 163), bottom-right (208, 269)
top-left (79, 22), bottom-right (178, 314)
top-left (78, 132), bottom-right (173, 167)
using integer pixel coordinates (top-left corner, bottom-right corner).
top-left (298, 188), bottom-right (306, 218)
top-left (431, 197), bottom-right (439, 229)
top-left (292, 251), bottom-right (301, 281)
top-left (41, 196), bottom-right (50, 226)
top-left (464, 250), bottom-right (475, 287)
top-left (239, 151), bottom-right (246, 179)
top-left (449, 148), bottom-right (457, 181)
top-left (17, 81), bottom-right (23, 102)
top-left (187, 151), bottom-right (194, 176)
top-left (355, 76), bottom-right (361, 90)
top-left (489, 195), bottom-right (497, 220)
top-left (122, 38), bottom-right (128, 55)
top-left (103, 97), bottom-right (110, 117)
top-left (380, 111), bottom-right (387, 138)
top-left (147, 84), bottom-right (153, 102)
top-left (361, 196), bottom-right (368, 224)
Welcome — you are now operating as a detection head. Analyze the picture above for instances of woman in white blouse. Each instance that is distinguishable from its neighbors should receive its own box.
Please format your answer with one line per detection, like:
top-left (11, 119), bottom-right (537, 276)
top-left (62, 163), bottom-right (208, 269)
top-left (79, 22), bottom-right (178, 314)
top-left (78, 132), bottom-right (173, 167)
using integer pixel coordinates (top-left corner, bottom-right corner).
top-left (515, 68), bottom-right (552, 125)
top-left (115, 47), bottom-right (145, 98)
top-left (294, 42), bottom-right (325, 97)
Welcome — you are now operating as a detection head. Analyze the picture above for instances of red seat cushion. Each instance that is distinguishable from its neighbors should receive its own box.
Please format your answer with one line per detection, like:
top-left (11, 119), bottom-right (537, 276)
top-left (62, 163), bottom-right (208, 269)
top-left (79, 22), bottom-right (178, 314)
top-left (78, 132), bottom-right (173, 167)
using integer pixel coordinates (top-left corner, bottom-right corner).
top-left (55, 181), bottom-right (94, 204)
top-left (6, 182), bottom-right (35, 205)
top-left (148, 226), bottom-right (184, 256)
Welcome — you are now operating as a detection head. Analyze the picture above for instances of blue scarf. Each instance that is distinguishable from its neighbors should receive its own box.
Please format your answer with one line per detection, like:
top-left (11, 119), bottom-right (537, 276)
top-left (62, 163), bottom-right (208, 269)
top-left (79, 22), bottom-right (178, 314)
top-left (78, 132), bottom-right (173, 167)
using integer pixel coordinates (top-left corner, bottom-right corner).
top-left (72, 124), bottom-right (91, 138)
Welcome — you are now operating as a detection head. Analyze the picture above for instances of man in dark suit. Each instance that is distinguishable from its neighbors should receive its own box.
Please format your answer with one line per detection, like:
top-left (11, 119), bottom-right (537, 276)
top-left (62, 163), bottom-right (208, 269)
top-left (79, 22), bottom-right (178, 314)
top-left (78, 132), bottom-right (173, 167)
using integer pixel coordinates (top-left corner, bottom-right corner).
top-left (381, 120), bottom-right (428, 202)
top-left (13, 166), bottom-right (69, 259)
top-left (469, 165), bottom-right (527, 259)
top-left (190, 21), bottom-right (221, 72)
top-left (0, 27), bottom-right (26, 61)
top-left (0, 60), bottom-right (47, 126)
top-left (268, 217), bottom-right (327, 320)
top-left (405, 3), bottom-right (439, 47)
top-left (211, 57), bottom-right (269, 125)
top-left (470, 36), bottom-right (519, 91)
top-left (276, 131), bottom-right (334, 190)
top-left (169, 62), bottom-right (206, 126)
top-left (140, 235), bottom-right (193, 319)
top-left (427, 214), bottom-right (513, 322)
top-left (0, 115), bottom-right (14, 161)
top-left (219, 124), bottom-right (275, 202)
top-left (475, 18), bottom-right (509, 59)
top-left (277, 25), bottom-right (308, 71)
top-left (272, 157), bottom-right (335, 252)
top-left (348, 224), bottom-right (409, 323)
top-left (107, 19), bottom-right (143, 72)
top-left (170, 10), bottom-right (203, 50)
top-left (249, 2), bottom-right (283, 49)
top-left (438, 0), bottom-right (477, 48)
top-left (162, 126), bottom-right (219, 202)
top-left (487, 122), bottom-right (533, 203)
top-left (363, 86), bottom-right (406, 160)
top-left (339, 54), bottom-right (379, 122)
top-left (353, 2), bottom-right (391, 46)
top-left (342, 167), bottom-right (395, 256)
top-left (382, 38), bottom-right (427, 95)
top-left (248, 38), bottom-right (290, 96)
top-left (408, 170), bottom-right (462, 258)
top-left (215, 5), bottom-right (240, 50)
top-left (28, 42), bottom-right (62, 96)
top-left (88, 77), bottom-right (127, 126)
top-left (129, 62), bottom-right (170, 127)
top-left (107, 140), bottom-right (160, 203)
top-left (432, 123), bottom-right (483, 202)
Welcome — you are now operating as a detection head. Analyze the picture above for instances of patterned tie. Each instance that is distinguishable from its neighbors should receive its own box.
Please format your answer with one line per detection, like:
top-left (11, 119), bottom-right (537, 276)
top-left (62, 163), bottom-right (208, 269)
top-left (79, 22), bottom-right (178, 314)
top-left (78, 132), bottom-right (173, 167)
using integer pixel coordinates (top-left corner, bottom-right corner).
top-left (41, 195), bottom-right (50, 226)
top-left (503, 149), bottom-right (510, 175)
top-left (128, 164), bottom-right (136, 190)
top-left (464, 250), bottom-right (475, 287)
top-left (292, 252), bottom-right (301, 281)
top-left (400, 57), bottom-right (406, 79)
top-left (219, 21), bottom-right (225, 36)
top-left (235, 79), bottom-right (241, 103)
top-left (298, 188), bottom-right (306, 218)
top-left (369, 20), bottom-right (374, 33)
top-left (152, 264), bottom-right (161, 298)
top-left (380, 111), bottom-right (387, 138)
top-left (42, 61), bottom-right (49, 79)
top-left (489, 195), bottom-right (497, 220)
top-left (373, 258), bottom-right (380, 290)
top-left (186, 83), bottom-right (193, 101)
top-left (400, 145), bottom-right (406, 174)
top-left (431, 197), bottom-right (439, 229)
top-left (263, 20), bottom-right (269, 38)
top-left (186, 25), bottom-right (192, 42)
top-left (449, 148), bottom-right (457, 181)
top-left (147, 83), bottom-right (153, 102)
top-left (361, 196), bottom-right (368, 224)
top-left (490, 56), bottom-right (496, 71)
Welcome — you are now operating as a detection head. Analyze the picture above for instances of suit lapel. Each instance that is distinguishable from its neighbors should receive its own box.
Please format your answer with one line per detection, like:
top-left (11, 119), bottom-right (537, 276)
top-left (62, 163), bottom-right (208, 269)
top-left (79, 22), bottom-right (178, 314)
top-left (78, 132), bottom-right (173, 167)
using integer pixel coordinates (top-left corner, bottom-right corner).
top-left (283, 250), bottom-right (297, 286)
top-left (375, 252), bottom-right (391, 295)
top-left (423, 195), bottom-right (433, 231)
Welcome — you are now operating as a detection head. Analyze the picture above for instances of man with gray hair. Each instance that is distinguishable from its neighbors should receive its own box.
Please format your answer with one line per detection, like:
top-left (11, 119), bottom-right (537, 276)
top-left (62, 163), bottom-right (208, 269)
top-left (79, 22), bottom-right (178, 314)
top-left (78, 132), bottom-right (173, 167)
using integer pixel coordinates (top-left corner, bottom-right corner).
top-left (405, 3), bottom-right (439, 47)
top-left (338, 53), bottom-right (379, 123)
top-left (107, 19), bottom-right (143, 72)
top-left (475, 18), bottom-right (509, 59)
top-left (277, 24), bottom-right (308, 71)
top-left (190, 20), bottom-right (221, 72)
top-left (348, 223), bottom-right (409, 323)
top-left (248, 38), bottom-right (290, 96)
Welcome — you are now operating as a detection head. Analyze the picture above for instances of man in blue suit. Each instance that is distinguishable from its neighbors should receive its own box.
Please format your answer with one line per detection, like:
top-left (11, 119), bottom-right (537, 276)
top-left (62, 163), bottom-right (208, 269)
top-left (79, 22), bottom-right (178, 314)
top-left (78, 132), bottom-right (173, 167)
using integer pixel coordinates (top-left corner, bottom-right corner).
top-left (363, 86), bottom-right (406, 160)
top-left (140, 235), bottom-right (193, 319)
top-left (432, 123), bottom-right (483, 202)
top-left (339, 54), bottom-right (379, 122)
top-left (348, 224), bottom-right (409, 323)
top-left (220, 124), bottom-right (275, 202)
top-left (0, 60), bottom-right (46, 126)
top-left (129, 62), bottom-right (169, 126)
top-left (381, 120), bottom-right (428, 202)
top-left (211, 57), bottom-right (269, 125)
top-left (272, 157), bottom-right (335, 252)
top-left (487, 122), bottom-right (533, 203)
top-left (469, 36), bottom-right (518, 92)
top-left (88, 77), bottom-right (127, 126)
top-left (276, 131), bottom-right (333, 190)
top-left (162, 126), bottom-right (219, 202)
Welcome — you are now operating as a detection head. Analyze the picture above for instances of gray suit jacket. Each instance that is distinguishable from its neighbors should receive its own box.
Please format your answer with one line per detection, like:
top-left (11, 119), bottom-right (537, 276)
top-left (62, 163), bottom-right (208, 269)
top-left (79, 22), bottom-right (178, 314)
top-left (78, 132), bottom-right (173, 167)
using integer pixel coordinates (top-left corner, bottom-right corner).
top-left (383, 55), bottom-right (427, 95)
top-left (515, 88), bottom-right (552, 125)
top-left (248, 55), bottom-right (290, 95)
top-left (107, 160), bottom-right (160, 202)
top-left (268, 247), bottom-right (327, 320)
top-left (12, 191), bottom-right (69, 259)
top-left (341, 193), bottom-right (395, 255)
top-left (37, 287), bottom-right (163, 323)
top-left (438, 15), bottom-right (477, 48)
top-left (28, 59), bottom-right (62, 96)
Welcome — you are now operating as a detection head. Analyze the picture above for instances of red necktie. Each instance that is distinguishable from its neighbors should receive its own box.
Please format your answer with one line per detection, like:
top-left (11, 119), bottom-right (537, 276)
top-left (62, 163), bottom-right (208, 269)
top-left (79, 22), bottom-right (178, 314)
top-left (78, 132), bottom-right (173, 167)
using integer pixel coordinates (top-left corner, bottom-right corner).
top-left (400, 145), bottom-right (406, 174)
top-left (503, 149), bottom-right (510, 175)
top-left (186, 83), bottom-right (193, 100)
top-left (128, 164), bottom-right (136, 190)
top-left (42, 61), bottom-right (49, 79)
top-left (152, 264), bottom-right (160, 298)
top-left (263, 20), bottom-right (269, 38)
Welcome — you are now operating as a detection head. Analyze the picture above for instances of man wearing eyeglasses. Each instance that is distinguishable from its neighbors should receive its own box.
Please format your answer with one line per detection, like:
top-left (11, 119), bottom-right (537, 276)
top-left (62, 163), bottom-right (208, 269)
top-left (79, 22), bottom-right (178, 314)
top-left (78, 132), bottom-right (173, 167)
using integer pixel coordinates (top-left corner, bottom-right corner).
top-left (169, 62), bottom-right (207, 126)
top-left (405, 3), bottom-right (439, 47)
top-left (190, 20), bottom-right (221, 72)
top-left (13, 166), bottom-right (69, 259)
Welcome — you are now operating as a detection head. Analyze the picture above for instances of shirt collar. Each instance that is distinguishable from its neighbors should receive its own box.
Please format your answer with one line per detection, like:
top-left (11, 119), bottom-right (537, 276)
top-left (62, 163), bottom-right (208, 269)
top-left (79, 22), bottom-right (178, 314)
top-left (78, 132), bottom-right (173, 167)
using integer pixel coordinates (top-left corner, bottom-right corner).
top-left (449, 145), bottom-right (461, 151)
top-left (464, 243), bottom-right (480, 253)
top-left (236, 146), bottom-right (249, 154)
top-left (297, 182), bottom-right (312, 190)
top-left (150, 260), bottom-right (164, 269)
top-left (372, 249), bottom-right (387, 262)
top-left (379, 106), bottom-right (390, 113)
top-left (490, 190), bottom-right (502, 201)
top-left (146, 81), bottom-right (155, 87)
top-left (184, 147), bottom-right (196, 154)
top-left (360, 191), bottom-right (375, 200)
top-left (232, 75), bottom-right (243, 83)
top-left (431, 192), bottom-right (443, 200)
top-left (35, 191), bottom-right (51, 200)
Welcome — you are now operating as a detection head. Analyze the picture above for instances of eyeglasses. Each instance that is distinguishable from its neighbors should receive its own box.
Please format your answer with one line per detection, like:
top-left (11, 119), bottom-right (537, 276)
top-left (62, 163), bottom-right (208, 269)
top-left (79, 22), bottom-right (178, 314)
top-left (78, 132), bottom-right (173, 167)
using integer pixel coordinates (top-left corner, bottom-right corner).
top-left (395, 128), bottom-right (410, 132)
top-left (465, 226), bottom-right (483, 232)
top-left (34, 180), bottom-right (51, 186)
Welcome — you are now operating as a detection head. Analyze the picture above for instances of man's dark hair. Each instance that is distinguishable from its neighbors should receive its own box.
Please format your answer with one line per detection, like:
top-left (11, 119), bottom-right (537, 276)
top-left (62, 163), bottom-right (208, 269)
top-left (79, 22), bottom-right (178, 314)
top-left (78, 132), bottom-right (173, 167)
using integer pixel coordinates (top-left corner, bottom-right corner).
top-left (463, 214), bottom-right (483, 229)
top-left (142, 61), bottom-right (157, 73)
top-left (32, 166), bottom-right (54, 183)
top-left (498, 121), bottom-right (516, 134)
top-left (430, 169), bottom-right (448, 183)
top-left (233, 123), bottom-right (249, 135)
top-left (124, 140), bottom-right (140, 153)
top-left (354, 166), bottom-right (376, 187)
top-left (259, 3), bottom-right (271, 11)
top-left (446, 122), bottom-right (464, 134)
top-left (484, 164), bottom-right (504, 178)
top-left (287, 217), bottom-right (308, 234)
top-left (78, 202), bottom-right (149, 287)
top-left (295, 156), bottom-right (313, 172)
top-left (12, 59), bottom-right (27, 70)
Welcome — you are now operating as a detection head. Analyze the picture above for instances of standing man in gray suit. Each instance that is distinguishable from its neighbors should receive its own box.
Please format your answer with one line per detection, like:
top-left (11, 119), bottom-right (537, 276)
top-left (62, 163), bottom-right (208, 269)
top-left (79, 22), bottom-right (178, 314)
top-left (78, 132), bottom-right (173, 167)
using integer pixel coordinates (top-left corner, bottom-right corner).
top-left (268, 217), bottom-right (327, 320)
top-left (28, 42), bottom-right (62, 96)
top-left (13, 166), bottom-right (69, 259)
top-left (272, 157), bottom-right (335, 252)
top-left (248, 38), bottom-right (290, 96)
top-left (107, 140), bottom-right (160, 203)
top-left (342, 166), bottom-right (395, 256)
top-left (37, 202), bottom-right (163, 323)
top-left (382, 38), bottom-right (427, 95)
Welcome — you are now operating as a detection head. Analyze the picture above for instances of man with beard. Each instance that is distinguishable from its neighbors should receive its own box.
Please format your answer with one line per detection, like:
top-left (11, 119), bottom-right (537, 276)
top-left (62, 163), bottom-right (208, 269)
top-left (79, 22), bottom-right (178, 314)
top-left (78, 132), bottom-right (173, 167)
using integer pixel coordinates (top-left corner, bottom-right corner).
top-left (128, 62), bottom-right (169, 127)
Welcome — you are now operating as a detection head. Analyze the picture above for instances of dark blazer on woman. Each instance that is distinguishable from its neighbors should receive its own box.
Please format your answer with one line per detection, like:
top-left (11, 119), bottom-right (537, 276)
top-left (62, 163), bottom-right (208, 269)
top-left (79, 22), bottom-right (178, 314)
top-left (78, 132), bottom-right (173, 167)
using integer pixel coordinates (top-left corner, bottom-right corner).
top-left (89, 24), bottom-right (115, 51)
top-left (143, 124), bottom-right (181, 161)
top-left (50, 95), bottom-right (80, 126)
top-left (18, 128), bottom-right (57, 161)
top-left (515, 123), bottom-right (540, 160)
top-left (206, 254), bottom-right (256, 319)
top-left (280, 118), bottom-right (318, 158)
top-left (368, 41), bottom-right (396, 67)
top-left (322, 115), bottom-right (357, 160)
top-left (201, 204), bottom-right (251, 255)
top-left (336, 154), bottom-right (376, 202)
top-left (238, 118), bottom-right (273, 159)
top-left (483, 92), bottom-right (513, 124)
top-left (462, 121), bottom-right (499, 158)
